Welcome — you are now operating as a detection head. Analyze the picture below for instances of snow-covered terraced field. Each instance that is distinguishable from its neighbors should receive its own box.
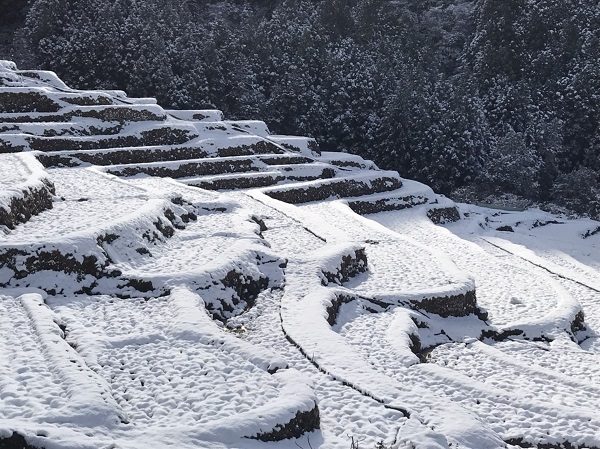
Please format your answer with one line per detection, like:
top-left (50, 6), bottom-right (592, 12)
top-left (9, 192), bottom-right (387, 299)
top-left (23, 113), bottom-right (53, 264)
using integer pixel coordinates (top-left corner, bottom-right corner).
top-left (3, 60), bottom-right (600, 449)
top-left (299, 201), bottom-right (470, 297)
top-left (371, 208), bottom-right (583, 333)
top-left (47, 294), bottom-right (286, 428)
top-left (0, 167), bottom-right (152, 242)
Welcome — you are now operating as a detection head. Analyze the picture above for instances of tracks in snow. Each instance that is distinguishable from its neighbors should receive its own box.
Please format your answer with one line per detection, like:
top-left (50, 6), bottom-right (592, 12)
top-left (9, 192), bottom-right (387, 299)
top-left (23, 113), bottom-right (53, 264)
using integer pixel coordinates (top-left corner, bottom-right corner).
top-left (0, 293), bottom-right (124, 427)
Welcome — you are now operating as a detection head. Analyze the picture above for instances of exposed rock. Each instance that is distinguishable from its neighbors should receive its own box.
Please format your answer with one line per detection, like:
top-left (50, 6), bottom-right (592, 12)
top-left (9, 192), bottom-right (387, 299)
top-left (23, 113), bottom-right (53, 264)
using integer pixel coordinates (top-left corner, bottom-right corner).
top-left (496, 225), bottom-right (514, 232)
top-left (59, 94), bottom-right (112, 106)
top-left (583, 226), bottom-right (600, 239)
top-left (0, 178), bottom-right (55, 229)
top-left (74, 106), bottom-right (166, 122)
top-left (413, 289), bottom-right (480, 318)
top-left (249, 405), bottom-right (320, 442)
top-left (0, 247), bottom-right (107, 283)
top-left (217, 140), bottom-right (284, 157)
top-left (20, 126), bottom-right (195, 152)
top-left (325, 294), bottom-right (356, 326)
top-left (348, 195), bottom-right (429, 215)
top-left (267, 176), bottom-right (402, 204)
top-left (190, 169), bottom-right (333, 191)
top-left (426, 206), bottom-right (460, 224)
top-left (37, 145), bottom-right (211, 167)
top-left (0, 91), bottom-right (61, 113)
top-left (108, 158), bottom-right (259, 178)
top-left (321, 248), bottom-right (368, 286)
top-left (190, 174), bottom-right (287, 190)
top-left (504, 437), bottom-right (600, 449)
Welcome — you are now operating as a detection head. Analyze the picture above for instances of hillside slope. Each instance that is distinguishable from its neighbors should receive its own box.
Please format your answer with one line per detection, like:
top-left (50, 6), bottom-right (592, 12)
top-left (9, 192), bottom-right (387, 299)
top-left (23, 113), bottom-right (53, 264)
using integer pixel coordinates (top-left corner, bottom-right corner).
top-left (1, 61), bottom-right (600, 449)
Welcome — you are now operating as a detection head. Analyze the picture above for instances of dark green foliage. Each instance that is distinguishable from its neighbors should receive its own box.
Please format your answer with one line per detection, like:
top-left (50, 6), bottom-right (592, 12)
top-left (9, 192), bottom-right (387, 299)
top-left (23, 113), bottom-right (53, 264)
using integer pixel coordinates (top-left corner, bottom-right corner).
top-left (25, 0), bottom-right (213, 108)
top-left (0, 0), bottom-right (28, 25)
top-left (552, 167), bottom-right (600, 216)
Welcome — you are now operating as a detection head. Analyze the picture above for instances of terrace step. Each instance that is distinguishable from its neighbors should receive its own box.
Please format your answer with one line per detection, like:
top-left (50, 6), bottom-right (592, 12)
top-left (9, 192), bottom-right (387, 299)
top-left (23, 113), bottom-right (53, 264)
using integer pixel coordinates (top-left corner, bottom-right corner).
top-left (0, 104), bottom-right (170, 138)
top-left (0, 122), bottom-right (198, 153)
top-left (212, 135), bottom-right (284, 157)
top-left (45, 288), bottom-right (317, 440)
top-left (103, 154), bottom-right (319, 178)
top-left (345, 180), bottom-right (460, 223)
top-left (0, 168), bottom-right (155, 245)
top-left (37, 135), bottom-right (294, 167)
top-left (0, 104), bottom-right (167, 124)
top-left (189, 120), bottom-right (270, 138)
top-left (268, 135), bottom-right (320, 156)
top-left (182, 163), bottom-right (335, 190)
top-left (38, 144), bottom-right (212, 167)
top-left (223, 120), bottom-right (270, 136)
top-left (165, 109), bottom-right (224, 122)
top-left (262, 171), bottom-right (402, 204)
top-left (13, 69), bottom-right (74, 90)
top-left (0, 167), bottom-right (186, 294)
top-left (0, 293), bottom-right (125, 426)
top-left (3, 69), bottom-right (156, 106)
top-left (0, 120), bottom-right (124, 137)
top-left (344, 179), bottom-right (436, 214)
top-left (0, 87), bottom-right (115, 114)
top-left (318, 151), bottom-right (378, 170)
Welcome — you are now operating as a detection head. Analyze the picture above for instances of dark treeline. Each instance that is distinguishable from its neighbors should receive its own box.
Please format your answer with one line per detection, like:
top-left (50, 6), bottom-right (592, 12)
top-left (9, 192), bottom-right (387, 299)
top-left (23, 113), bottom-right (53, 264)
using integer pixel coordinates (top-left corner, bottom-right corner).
top-left (3, 0), bottom-right (600, 216)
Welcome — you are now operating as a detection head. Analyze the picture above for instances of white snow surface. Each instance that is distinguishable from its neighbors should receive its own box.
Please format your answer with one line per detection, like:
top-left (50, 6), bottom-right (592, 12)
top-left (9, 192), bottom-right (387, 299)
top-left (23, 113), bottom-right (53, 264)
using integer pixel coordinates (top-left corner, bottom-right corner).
top-left (4, 60), bottom-right (600, 449)
top-left (4, 165), bottom-right (600, 448)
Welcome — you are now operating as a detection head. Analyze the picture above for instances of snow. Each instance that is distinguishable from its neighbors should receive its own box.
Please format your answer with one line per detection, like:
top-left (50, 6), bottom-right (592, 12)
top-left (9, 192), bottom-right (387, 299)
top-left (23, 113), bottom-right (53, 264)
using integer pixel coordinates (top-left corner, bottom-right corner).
top-left (318, 151), bottom-right (378, 169)
top-left (4, 60), bottom-right (600, 449)
top-left (267, 135), bottom-right (319, 156)
top-left (5, 163), bottom-right (600, 448)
